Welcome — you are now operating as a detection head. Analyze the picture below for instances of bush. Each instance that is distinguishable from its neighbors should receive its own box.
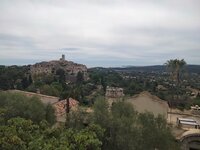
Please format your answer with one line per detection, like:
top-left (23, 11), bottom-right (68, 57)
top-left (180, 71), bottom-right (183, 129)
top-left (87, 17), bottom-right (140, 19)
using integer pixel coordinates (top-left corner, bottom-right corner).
top-left (0, 92), bottom-right (56, 125)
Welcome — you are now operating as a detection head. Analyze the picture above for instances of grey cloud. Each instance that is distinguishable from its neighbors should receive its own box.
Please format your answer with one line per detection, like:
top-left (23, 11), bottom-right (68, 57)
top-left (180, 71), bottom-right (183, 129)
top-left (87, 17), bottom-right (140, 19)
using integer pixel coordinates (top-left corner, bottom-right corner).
top-left (0, 34), bottom-right (36, 49)
top-left (0, 0), bottom-right (199, 67)
top-left (61, 48), bottom-right (80, 52)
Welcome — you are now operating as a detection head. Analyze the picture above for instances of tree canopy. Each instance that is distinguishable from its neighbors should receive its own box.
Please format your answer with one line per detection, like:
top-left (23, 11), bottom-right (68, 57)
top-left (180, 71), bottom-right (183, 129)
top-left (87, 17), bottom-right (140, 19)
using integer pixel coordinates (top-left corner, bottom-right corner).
top-left (0, 92), bottom-right (180, 149)
top-left (0, 92), bottom-right (56, 125)
top-left (92, 97), bottom-right (179, 150)
top-left (165, 59), bottom-right (186, 84)
top-left (0, 117), bottom-right (103, 150)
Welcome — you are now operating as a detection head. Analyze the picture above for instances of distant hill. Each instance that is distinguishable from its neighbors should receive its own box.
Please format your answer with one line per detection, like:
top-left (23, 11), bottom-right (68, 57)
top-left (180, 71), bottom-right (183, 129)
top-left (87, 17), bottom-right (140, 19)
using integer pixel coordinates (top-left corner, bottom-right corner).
top-left (112, 65), bottom-right (164, 73)
top-left (114, 65), bottom-right (200, 74)
top-left (89, 65), bottom-right (200, 74)
top-left (186, 65), bottom-right (200, 74)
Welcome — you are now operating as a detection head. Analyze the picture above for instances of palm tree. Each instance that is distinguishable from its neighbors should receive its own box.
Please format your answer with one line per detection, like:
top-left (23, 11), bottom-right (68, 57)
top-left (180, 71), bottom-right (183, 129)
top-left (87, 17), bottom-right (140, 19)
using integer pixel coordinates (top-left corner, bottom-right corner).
top-left (165, 59), bottom-right (187, 111)
top-left (165, 59), bottom-right (186, 84)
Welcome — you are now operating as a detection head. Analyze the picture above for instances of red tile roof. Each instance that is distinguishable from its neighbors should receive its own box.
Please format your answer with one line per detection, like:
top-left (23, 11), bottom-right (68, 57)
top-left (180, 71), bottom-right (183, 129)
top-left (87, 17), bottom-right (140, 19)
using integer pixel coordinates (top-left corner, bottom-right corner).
top-left (53, 98), bottom-right (79, 116)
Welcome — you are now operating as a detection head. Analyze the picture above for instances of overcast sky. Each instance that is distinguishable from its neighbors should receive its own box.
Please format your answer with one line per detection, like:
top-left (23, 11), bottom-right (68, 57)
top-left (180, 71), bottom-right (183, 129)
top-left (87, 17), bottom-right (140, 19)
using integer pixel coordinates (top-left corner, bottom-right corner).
top-left (0, 0), bottom-right (200, 67)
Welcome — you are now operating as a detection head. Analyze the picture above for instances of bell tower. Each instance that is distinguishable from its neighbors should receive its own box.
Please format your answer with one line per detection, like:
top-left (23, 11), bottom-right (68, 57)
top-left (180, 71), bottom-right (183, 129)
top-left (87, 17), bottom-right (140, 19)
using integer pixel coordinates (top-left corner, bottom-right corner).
top-left (60, 54), bottom-right (65, 61)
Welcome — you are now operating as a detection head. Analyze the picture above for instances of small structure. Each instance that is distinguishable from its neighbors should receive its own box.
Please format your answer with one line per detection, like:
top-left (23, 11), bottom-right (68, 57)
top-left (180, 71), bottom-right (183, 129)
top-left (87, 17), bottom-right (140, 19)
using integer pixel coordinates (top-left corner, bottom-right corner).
top-left (191, 105), bottom-right (200, 115)
top-left (105, 86), bottom-right (124, 98)
top-left (177, 118), bottom-right (200, 129)
top-left (191, 105), bottom-right (200, 111)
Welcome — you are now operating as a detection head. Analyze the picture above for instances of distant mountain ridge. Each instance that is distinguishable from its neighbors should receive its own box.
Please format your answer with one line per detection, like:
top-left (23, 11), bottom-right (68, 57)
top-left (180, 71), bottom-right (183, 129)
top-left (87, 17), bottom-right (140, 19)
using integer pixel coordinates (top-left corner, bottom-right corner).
top-left (116, 65), bottom-right (200, 74)
top-left (90, 65), bottom-right (200, 74)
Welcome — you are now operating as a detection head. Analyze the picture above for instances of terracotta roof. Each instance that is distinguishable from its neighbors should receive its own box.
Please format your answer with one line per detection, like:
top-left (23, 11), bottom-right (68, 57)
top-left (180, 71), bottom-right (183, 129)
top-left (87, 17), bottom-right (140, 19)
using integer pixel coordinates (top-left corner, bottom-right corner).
top-left (53, 98), bottom-right (79, 116)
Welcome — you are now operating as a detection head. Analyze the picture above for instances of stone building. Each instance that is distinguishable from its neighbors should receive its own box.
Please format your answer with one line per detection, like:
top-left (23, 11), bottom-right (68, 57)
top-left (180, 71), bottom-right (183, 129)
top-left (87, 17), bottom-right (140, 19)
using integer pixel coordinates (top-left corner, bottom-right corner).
top-left (60, 54), bottom-right (65, 61)
top-left (30, 54), bottom-right (88, 81)
top-left (105, 86), bottom-right (124, 98)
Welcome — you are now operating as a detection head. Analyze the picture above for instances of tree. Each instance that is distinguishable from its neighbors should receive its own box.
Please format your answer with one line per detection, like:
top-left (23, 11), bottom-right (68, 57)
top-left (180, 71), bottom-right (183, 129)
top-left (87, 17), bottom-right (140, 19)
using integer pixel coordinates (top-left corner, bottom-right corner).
top-left (93, 99), bottom-right (139, 150)
top-left (0, 92), bottom-right (56, 125)
top-left (24, 96), bottom-right (46, 123)
top-left (0, 117), bottom-right (36, 150)
top-left (76, 71), bottom-right (84, 84)
top-left (40, 84), bottom-right (60, 97)
top-left (138, 113), bottom-right (179, 150)
top-left (56, 68), bottom-right (66, 84)
top-left (93, 98), bottom-right (179, 150)
top-left (109, 101), bottom-right (139, 150)
top-left (165, 59), bottom-right (187, 108)
top-left (165, 59), bottom-right (186, 84)
top-left (73, 126), bottom-right (103, 150)
top-left (93, 96), bottom-right (110, 129)
top-left (0, 65), bottom-right (30, 90)
top-left (0, 116), bottom-right (103, 150)
top-left (45, 104), bottom-right (56, 125)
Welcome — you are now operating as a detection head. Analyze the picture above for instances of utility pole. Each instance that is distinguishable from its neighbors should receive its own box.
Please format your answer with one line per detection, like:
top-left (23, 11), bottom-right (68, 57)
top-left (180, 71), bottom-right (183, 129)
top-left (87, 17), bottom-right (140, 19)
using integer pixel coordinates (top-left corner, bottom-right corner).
top-left (65, 97), bottom-right (70, 127)
top-left (66, 98), bottom-right (70, 114)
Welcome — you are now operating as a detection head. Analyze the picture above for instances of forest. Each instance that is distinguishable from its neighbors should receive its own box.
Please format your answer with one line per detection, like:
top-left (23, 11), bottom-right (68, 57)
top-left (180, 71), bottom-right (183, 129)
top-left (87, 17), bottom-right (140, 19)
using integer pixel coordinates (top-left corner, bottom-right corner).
top-left (0, 92), bottom-right (179, 150)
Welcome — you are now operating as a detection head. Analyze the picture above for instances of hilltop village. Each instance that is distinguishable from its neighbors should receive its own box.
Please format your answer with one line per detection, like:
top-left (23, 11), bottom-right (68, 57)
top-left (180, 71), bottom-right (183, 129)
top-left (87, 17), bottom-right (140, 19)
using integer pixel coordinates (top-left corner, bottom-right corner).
top-left (0, 56), bottom-right (200, 150)
top-left (30, 54), bottom-right (88, 82)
